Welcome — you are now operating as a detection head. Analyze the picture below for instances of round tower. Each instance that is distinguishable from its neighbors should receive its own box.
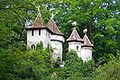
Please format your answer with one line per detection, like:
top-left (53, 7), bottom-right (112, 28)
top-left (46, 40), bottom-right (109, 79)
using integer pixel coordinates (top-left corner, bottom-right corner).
top-left (66, 28), bottom-right (83, 57)
top-left (46, 17), bottom-right (65, 60)
top-left (81, 30), bottom-right (94, 62)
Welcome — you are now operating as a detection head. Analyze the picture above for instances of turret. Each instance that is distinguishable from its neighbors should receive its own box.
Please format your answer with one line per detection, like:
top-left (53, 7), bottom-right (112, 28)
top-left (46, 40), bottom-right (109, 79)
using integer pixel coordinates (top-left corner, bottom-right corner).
top-left (46, 16), bottom-right (65, 60)
top-left (66, 28), bottom-right (83, 57)
top-left (81, 29), bottom-right (94, 62)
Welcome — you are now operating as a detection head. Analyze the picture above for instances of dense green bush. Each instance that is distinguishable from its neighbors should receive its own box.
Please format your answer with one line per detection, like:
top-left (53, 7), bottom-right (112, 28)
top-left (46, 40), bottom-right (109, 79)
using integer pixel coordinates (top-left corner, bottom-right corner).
top-left (93, 57), bottom-right (120, 80)
top-left (55, 50), bottom-right (95, 80)
top-left (1, 46), bottom-right (120, 80)
top-left (0, 44), bottom-right (52, 80)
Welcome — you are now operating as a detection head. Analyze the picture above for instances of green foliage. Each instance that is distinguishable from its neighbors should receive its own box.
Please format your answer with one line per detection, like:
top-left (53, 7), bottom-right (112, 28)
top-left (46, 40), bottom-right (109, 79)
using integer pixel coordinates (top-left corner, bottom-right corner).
top-left (36, 41), bottom-right (44, 50)
top-left (0, 46), bottom-right (52, 80)
top-left (55, 50), bottom-right (95, 80)
top-left (0, 0), bottom-right (120, 80)
top-left (18, 50), bottom-right (51, 80)
top-left (0, 0), bottom-right (120, 64)
top-left (93, 57), bottom-right (120, 80)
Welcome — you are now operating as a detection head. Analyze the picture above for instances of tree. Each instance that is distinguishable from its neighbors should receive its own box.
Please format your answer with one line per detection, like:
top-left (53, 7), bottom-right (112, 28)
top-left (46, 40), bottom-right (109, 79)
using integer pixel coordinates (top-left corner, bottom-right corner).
top-left (56, 50), bottom-right (95, 80)
top-left (0, 43), bottom-right (52, 80)
top-left (0, 0), bottom-right (120, 79)
top-left (94, 56), bottom-right (120, 80)
top-left (1, 0), bottom-right (120, 64)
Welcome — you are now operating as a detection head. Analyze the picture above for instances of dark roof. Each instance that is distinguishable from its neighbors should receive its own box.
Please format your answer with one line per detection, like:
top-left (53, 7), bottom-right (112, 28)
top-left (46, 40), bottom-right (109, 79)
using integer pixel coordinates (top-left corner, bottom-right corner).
top-left (46, 18), bottom-right (64, 35)
top-left (66, 28), bottom-right (83, 42)
top-left (82, 34), bottom-right (94, 47)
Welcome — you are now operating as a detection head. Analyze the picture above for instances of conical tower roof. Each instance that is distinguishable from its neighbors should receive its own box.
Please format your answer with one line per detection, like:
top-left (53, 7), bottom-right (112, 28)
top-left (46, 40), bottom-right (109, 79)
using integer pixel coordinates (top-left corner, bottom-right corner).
top-left (82, 34), bottom-right (94, 47)
top-left (66, 28), bottom-right (83, 42)
top-left (46, 18), bottom-right (63, 35)
top-left (32, 12), bottom-right (43, 28)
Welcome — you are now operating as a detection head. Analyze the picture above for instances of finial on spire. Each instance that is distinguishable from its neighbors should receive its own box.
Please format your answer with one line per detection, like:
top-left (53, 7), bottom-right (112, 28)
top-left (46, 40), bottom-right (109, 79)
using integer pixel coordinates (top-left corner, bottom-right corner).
top-left (72, 21), bottom-right (77, 26)
top-left (83, 28), bottom-right (88, 34)
top-left (36, 5), bottom-right (42, 17)
top-left (73, 27), bottom-right (77, 30)
top-left (37, 6), bottom-right (40, 13)
top-left (51, 12), bottom-right (54, 19)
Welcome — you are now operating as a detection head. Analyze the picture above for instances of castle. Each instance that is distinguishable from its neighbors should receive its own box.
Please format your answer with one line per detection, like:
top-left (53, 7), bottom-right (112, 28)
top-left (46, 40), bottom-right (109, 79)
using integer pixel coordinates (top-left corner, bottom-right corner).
top-left (25, 12), bottom-right (94, 62)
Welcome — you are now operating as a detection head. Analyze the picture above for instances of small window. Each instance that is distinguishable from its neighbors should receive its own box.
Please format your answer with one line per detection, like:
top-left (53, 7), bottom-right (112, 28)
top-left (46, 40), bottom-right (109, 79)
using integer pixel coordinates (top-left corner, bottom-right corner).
top-left (47, 44), bottom-right (49, 48)
top-left (39, 29), bottom-right (41, 35)
top-left (31, 45), bottom-right (35, 50)
top-left (32, 30), bottom-right (34, 36)
top-left (76, 46), bottom-right (79, 50)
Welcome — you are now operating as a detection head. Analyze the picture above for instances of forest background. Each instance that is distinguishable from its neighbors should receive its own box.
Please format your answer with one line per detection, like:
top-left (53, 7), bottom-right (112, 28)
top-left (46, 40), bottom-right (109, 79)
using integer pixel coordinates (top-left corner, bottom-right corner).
top-left (0, 0), bottom-right (120, 80)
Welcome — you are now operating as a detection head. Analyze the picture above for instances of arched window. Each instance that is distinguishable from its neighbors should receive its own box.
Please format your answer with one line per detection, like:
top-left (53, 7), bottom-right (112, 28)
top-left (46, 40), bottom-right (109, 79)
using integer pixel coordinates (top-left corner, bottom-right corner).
top-left (76, 46), bottom-right (79, 50)
top-left (31, 45), bottom-right (35, 50)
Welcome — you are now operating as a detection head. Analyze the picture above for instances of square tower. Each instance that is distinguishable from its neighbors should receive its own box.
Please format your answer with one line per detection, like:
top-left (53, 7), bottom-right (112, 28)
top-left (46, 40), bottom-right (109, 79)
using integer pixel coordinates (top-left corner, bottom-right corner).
top-left (26, 13), bottom-right (51, 49)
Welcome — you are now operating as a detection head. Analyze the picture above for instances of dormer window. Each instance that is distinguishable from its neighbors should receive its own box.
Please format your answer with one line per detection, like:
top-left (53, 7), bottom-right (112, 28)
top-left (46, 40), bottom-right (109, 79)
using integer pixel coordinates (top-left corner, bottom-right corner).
top-left (32, 30), bottom-right (34, 36)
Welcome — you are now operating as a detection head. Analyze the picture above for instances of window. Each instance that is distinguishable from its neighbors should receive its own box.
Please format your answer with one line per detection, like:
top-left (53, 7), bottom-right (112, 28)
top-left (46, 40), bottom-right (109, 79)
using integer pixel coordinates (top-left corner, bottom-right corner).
top-left (32, 30), bottom-right (34, 36)
top-left (39, 29), bottom-right (41, 35)
top-left (76, 46), bottom-right (79, 50)
top-left (47, 44), bottom-right (49, 49)
top-left (31, 45), bottom-right (35, 50)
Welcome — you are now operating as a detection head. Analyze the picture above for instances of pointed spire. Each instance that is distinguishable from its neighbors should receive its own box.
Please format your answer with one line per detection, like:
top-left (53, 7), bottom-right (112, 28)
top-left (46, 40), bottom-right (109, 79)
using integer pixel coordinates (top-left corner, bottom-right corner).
top-left (46, 13), bottom-right (63, 35)
top-left (82, 34), bottom-right (94, 47)
top-left (32, 6), bottom-right (43, 28)
top-left (66, 28), bottom-right (83, 42)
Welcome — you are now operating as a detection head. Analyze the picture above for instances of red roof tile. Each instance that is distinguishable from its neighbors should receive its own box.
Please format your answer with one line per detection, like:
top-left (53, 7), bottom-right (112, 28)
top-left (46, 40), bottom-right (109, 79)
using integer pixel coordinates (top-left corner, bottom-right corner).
top-left (66, 28), bottom-right (83, 42)
top-left (32, 13), bottom-right (43, 28)
top-left (82, 34), bottom-right (94, 47)
top-left (46, 18), bottom-right (63, 35)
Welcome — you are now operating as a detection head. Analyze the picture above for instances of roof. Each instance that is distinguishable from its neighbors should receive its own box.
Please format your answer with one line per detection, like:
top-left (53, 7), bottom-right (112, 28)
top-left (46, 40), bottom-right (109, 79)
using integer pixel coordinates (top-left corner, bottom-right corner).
top-left (82, 34), bottom-right (94, 47)
top-left (26, 13), bottom-right (44, 29)
top-left (32, 13), bottom-right (43, 28)
top-left (46, 18), bottom-right (64, 35)
top-left (66, 28), bottom-right (83, 42)
top-left (25, 13), bottom-right (64, 36)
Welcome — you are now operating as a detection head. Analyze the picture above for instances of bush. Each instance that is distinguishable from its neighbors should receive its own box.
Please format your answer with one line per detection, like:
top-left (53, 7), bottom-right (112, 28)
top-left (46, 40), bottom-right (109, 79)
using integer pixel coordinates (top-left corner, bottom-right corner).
top-left (55, 50), bottom-right (95, 80)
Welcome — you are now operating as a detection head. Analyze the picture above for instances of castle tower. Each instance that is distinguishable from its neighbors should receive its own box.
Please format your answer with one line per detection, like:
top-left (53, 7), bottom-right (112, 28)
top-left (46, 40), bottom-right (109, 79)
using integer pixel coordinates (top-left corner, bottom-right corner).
top-left (46, 17), bottom-right (65, 60)
top-left (66, 28), bottom-right (83, 57)
top-left (26, 12), bottom-right (51, 49)
top-left (81, 32), bottom-right (94, 62)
